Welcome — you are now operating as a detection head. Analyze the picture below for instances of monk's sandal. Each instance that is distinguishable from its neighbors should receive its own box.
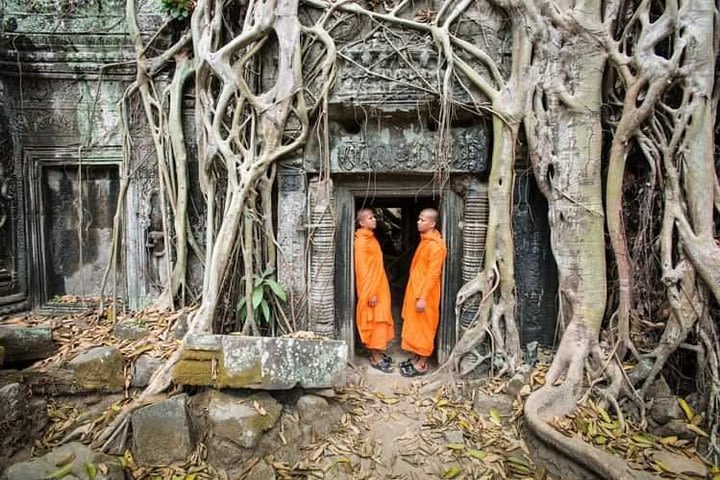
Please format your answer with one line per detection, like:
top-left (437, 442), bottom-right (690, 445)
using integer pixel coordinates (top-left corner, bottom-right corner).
top-left (400, 362), bottom-right (427, 377)
top-left (371, 357), bottom-right (394, 373)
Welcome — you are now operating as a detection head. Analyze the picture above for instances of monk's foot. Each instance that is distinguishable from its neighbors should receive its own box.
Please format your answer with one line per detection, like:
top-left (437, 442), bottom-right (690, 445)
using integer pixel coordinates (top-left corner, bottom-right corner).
top-left (400, 362), bottom-right (427, 377)
top-left (371, 356), bottom-right (394, 373)
top-left (400, 355), bottom-right (419, 369)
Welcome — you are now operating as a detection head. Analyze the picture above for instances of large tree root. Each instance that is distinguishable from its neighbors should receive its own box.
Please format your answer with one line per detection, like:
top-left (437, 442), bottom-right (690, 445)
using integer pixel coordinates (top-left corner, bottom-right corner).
top-left (524, 322), bottom-right (654, 480)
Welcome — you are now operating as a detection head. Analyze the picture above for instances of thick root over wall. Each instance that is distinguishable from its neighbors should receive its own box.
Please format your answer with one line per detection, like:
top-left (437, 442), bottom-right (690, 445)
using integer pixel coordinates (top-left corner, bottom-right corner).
top-left (524, 322), bottom-right (655, 480)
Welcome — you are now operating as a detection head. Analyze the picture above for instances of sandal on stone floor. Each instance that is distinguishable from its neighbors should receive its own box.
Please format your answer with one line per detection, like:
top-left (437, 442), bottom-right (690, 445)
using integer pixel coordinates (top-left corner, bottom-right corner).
top-left (400, 362), bottom-right (427, 377)
top-left (371, 357), bottom-right (394, 373)
top-left (382, 353), bottom-right (394, 363)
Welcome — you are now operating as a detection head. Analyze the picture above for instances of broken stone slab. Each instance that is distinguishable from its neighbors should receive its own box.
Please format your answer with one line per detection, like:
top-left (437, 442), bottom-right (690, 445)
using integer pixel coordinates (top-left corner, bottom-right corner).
top-left (0, 326), bottom-right (55, 363)
top-left (651, 419), bottom-right (698, 440)
top-left (206, 390), bottom-right (282, 449)
top-left (1, 441), bottom-right (124, 480)
top-left (131, 354), bottom-right (162, 388)
top-left (649, 396), bottom-right (685, 425)
top-left (474, 390), bottom-right (513, 416)
top-left (0, 367), bottom-right (123, 395)
top-left (66, 346), bottom-right (124, 391)
top-left (112, 320), bottom-right (148, 341)
top-left (172, 334), bottom-right (347, 389)
top-left (131, 394), bottom-right (194, 467)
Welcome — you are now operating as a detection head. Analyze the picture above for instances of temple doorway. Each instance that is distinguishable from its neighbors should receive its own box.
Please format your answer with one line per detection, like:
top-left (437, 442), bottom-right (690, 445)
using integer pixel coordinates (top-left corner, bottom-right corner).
top-left (352, 196), bottom-right (438, 361)
top-left (333, 176), bottom-right (463, 365)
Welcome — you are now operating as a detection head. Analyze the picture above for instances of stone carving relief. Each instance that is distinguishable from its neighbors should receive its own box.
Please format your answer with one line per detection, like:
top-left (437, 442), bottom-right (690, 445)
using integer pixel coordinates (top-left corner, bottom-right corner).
top-left (0, 113), bottom-right (25, 308)
top-left (306, 120), bottom-right (488, 173)
top-left (331, 32), bottom-right (440, 106)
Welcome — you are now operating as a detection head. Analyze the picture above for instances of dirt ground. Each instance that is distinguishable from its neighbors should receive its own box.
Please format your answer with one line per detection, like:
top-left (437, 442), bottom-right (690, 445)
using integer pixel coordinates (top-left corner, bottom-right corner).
top-left (266, 354), bottom-right (543, 480)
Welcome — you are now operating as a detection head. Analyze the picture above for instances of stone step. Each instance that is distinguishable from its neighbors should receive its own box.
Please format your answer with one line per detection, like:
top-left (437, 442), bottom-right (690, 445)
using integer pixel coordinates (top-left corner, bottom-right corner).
top-left (172, 334), bottom-right (347, 389)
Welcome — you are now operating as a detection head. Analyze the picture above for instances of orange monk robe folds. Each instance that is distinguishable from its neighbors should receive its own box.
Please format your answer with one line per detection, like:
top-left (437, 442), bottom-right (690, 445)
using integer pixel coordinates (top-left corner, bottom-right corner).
top-left (354, 229), bottom-right (394, 350)
top-left (401, 229), bottom-right (447, 357)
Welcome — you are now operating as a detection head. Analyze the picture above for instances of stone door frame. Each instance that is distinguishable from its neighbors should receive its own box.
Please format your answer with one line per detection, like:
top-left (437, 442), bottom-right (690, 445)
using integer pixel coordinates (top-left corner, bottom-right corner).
top-left (25, 147), bottom-right (122, 310)
top-left (333, 176), bottom-right (463, 364)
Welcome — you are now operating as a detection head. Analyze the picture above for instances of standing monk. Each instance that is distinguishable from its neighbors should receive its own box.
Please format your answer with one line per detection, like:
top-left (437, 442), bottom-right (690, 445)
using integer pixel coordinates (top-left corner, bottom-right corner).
top-left (354, 208), bottom-right (394, 373)
top-left (400, 208), bottom-right (447, 377)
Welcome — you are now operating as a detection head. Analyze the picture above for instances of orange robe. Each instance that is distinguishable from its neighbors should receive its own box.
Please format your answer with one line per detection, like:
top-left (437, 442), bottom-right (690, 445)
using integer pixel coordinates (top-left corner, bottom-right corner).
top-left (354, 229), bottom-right (394, 350)
top-left (401, 229), bottom-right (447, 357)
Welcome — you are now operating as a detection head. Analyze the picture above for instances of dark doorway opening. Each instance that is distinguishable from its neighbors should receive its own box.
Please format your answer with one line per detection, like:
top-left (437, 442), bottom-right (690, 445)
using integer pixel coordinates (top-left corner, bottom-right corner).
top-left (353, 196), bottom-right (438, 361)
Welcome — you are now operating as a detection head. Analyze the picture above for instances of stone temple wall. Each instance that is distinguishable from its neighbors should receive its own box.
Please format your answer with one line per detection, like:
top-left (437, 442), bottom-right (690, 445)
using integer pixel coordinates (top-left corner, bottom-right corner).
top-left (0, 0), bottom-right (179, 311)
top-left (0, 0), bottom-right (558, 352)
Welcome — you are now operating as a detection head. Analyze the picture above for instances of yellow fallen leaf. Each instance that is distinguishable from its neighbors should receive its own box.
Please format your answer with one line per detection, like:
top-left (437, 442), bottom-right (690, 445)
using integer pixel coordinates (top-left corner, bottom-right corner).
top-left (441, 465), bottom-right (463, 478)
top-left (466, 449), bottom-right (486, 460)
top-left (686, 423), bottom-right (708, 437)
top-left (659, 435), bottom-right (678, 446)
top-left (678, 398), bottom-right (694, 421)
top-left (631, 434), bottom-right (654, 445)
top-left (597, 407), bottom-right (611, 423)
top-left (446, 443), bottom-right (465, 451)
top-left (489, 408), bottom-right (502, 426)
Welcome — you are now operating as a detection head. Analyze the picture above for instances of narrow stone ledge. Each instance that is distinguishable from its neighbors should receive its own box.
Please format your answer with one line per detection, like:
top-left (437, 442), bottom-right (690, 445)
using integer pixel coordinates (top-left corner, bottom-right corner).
top-left (172, 335), bottom-right (347, 389)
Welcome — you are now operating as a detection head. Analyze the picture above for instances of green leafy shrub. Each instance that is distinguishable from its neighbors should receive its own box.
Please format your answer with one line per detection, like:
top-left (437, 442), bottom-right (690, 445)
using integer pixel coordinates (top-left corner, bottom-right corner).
top-left (236, 268), bottom-right (287, 329)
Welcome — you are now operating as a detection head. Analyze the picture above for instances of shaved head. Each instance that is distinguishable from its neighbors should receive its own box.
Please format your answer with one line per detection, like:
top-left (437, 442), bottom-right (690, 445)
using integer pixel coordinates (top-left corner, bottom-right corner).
top-left (356, 208), bottom-right (374, 225)
top-left (420, 208), bottom-right (438, 224)
top-left (417, 208), bottom-right (439, 233)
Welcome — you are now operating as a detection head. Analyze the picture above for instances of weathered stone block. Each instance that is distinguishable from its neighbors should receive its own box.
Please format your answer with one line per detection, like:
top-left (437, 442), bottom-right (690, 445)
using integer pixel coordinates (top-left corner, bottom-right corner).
top-left (0, 326), bottom-right (55, 363)
top-left (112, 320), bottom-right (148, 341)
top-left (297, 394), bottom-right (344, 439)
top-left (296, 394), bottom-right (329, 422)
top-left (131, 394), bottom-right (194, 466)
top-left (0, 382), bottom-right (48, 468)
top-left (67, 346), bottom-right (124, 391)
top-left (649, 397), bottom-right (684, 425)
top-left (1, 442), bottom-right (124, 480)
top-left (245, 459), bottom-right (277, 480)
top-left (651, 420), bottom-right (697, 440)
top-left (207, 391), bottom-right (282, 449)
top-left (474, 391), bottom-right (513, 416)
top-left (131, 354), bottom-right (162, 388)
top-left (173, 335), bottom-right (347, 389)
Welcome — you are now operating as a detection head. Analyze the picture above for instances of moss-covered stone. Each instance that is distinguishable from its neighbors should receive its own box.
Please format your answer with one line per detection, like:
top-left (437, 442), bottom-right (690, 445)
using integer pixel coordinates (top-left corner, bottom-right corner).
top-left (206, 391), bottom-right (281, 448)
top-left (172, 359), bottom-right (214, 385)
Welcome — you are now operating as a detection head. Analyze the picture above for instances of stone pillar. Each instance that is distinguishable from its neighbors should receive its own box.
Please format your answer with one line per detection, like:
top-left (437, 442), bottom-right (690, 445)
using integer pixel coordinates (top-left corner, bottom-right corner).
top-left (459, 179), bottom-right (488, 330)
top-left (276, 165), bottom-right (308, 334)
top-left (307, 178), bottom-right (335, 336)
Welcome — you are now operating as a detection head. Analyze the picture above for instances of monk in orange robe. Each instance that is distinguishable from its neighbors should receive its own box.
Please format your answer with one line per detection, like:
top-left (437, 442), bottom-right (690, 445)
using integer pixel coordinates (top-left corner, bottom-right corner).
top-left (354, 208), bottom-right (394, 373)
top-left (400, 208), bottom-right (447, 376)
